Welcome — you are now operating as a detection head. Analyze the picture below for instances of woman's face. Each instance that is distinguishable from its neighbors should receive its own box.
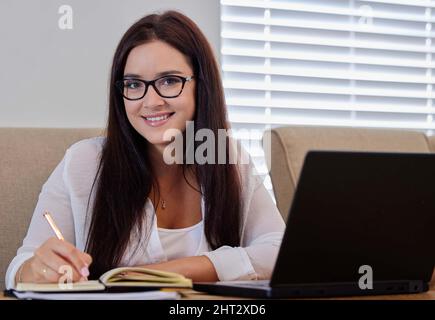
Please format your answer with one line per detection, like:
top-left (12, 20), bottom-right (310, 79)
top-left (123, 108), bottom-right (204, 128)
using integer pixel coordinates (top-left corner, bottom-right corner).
top-left (122, 40), bottom-right (195, 151)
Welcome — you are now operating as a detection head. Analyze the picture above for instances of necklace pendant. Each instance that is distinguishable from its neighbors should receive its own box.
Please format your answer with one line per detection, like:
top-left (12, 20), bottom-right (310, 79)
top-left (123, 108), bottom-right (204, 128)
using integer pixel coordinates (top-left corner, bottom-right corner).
top-left (161, 200), bottom-right (166, 210)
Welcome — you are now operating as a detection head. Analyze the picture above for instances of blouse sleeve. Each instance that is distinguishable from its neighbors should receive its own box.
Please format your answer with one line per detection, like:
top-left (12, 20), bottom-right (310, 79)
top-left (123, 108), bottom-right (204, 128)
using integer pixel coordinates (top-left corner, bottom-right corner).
top-left (202, 152), bottom-right (286, 281)
top-left (5, 152), bottom-right (76, 289)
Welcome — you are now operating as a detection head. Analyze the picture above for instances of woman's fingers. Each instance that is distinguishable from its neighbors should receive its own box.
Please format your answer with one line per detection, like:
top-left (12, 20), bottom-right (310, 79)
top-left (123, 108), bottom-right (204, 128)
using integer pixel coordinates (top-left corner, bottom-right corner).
top-left (35, 248), bottom-right (83, 282)
top-left (30, 258), bottom-right (61, 283)
top-left (45, 238), bottom-right (90, 278)
top-left (18, 238), bottom-right (93, 284)
top-left (83, 252), bottom-right (93, 266)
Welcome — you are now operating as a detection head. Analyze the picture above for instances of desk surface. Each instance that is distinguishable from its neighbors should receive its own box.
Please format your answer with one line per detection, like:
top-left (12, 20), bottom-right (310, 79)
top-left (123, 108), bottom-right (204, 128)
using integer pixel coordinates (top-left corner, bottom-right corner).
top-left (1, 284), bottom-right (435, 300)
top-left (182, 285), bottom-right (435, 300)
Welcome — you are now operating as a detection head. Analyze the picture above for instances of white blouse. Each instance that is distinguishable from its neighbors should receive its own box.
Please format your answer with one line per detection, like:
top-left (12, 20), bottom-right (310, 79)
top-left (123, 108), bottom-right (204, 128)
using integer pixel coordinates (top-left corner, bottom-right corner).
top-left (5, 137), bottom-right (286, 289)
top-left (158, 220), bottom-right (203, 260)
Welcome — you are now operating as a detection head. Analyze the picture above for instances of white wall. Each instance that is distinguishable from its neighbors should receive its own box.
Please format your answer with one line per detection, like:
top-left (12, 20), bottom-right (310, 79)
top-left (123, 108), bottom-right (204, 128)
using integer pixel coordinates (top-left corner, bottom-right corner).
top-left (0, 0), bottom-right (220, 128)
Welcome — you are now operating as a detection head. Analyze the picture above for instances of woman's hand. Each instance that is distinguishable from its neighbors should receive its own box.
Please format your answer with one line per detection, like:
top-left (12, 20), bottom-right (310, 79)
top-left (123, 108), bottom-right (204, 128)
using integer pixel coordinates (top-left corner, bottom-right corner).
top-left (138, 256), bottom-right (218, 282)
top-left (16, 237), bottom-right (92, 284)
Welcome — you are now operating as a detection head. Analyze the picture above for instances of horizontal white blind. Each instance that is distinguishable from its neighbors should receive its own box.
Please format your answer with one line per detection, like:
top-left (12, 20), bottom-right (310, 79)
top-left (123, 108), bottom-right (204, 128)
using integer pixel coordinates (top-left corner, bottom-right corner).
top-left (221, 0), bottom-right (435, 194)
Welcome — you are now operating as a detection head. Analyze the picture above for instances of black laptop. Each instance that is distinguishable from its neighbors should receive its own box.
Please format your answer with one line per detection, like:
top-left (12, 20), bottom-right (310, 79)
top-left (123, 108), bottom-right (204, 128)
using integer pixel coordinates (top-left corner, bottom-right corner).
top-left (194, 151), bottom-right (435, 298)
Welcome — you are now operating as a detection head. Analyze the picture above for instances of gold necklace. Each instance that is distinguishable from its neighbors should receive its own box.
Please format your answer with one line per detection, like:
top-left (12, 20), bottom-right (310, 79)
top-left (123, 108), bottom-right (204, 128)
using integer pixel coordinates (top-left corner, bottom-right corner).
top-left (157, 181), bottom-right (179, 210)
top-left (161, 199), bottom-right (167, 210)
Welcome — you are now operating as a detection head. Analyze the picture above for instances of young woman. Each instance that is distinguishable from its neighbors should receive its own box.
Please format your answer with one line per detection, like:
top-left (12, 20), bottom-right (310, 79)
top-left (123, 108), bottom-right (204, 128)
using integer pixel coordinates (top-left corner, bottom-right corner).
top-left (5, 11), bottom-right (285, 289)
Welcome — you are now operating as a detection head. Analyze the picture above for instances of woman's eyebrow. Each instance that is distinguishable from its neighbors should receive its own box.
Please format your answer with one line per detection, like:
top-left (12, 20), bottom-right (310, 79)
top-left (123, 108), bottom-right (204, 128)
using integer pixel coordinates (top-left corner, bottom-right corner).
top-left (123, 70), bottom-right (184, 78)
top-left (156, 70), bottom-right (183, 77)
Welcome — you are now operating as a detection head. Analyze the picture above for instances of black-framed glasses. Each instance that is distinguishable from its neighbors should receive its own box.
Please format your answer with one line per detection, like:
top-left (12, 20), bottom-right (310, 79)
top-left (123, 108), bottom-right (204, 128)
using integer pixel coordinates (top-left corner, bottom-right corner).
top-left (115, 75), bottom-right (194, 100)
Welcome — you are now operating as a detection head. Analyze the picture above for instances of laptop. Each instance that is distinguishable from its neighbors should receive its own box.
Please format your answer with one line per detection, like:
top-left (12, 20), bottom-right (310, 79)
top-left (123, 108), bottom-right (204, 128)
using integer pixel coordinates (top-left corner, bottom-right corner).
top-left (194, 151), bottom-right (435, 298)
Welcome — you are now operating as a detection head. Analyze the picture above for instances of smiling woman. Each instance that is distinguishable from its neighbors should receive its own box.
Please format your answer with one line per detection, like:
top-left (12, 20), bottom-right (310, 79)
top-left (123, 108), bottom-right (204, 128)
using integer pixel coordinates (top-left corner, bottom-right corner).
top-left (5, 10), bottom-right (285, 289)
top-left (121, 41), bottom-right (196, 147)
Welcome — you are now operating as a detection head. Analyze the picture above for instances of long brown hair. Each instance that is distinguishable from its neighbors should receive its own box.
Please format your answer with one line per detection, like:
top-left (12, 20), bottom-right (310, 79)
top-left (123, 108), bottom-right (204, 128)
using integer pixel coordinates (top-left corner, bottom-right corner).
top-left (85, 11), bottom-right (242, 277)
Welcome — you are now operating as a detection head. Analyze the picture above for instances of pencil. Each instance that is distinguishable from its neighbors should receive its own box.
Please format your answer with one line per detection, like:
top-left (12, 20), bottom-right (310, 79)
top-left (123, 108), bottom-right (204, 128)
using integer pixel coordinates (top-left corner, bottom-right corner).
top-left (43, 211), bottom-right (65, 241)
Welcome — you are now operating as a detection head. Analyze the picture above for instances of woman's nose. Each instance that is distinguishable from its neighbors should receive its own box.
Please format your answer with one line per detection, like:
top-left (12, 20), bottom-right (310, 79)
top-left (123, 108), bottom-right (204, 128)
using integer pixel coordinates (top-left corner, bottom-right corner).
top-left (142, 85), bottom-right (165, 108)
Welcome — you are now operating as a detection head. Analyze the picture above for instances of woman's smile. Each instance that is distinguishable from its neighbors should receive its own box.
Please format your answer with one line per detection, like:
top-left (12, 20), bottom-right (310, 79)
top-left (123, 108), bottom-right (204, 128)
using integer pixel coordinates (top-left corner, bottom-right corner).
top-left (141, 111), bottom-right (176, 127)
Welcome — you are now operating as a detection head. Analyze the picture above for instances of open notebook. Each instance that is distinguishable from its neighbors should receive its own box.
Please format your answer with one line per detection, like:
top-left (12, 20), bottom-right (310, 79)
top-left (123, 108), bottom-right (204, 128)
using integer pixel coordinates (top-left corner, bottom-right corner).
top-left (8, 266), bottom-right (192, 299)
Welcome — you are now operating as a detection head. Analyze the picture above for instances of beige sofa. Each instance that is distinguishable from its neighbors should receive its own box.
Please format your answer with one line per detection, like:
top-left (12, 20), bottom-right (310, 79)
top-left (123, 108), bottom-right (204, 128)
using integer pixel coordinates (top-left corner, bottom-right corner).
top-left (267, 126), bottom-right (435, 221)
top-left (1, 126), bottom-right (435, 291)
top-left (0, 128), bottom-right (103, 291)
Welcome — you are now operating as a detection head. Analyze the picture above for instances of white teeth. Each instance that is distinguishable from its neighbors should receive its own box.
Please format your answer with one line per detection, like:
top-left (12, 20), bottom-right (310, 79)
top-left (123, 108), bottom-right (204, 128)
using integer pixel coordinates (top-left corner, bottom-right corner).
top-left (145, 114), bottom-right (171, 121)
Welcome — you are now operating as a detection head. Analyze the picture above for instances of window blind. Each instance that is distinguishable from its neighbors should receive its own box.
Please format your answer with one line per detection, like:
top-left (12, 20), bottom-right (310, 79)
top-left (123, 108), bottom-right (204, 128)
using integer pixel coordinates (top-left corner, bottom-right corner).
top-left (220, 0), bottom-right (435, 194)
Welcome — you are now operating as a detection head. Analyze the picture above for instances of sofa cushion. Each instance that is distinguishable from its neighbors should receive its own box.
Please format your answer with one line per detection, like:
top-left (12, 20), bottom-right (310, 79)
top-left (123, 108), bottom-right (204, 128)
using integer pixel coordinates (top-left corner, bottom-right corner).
top-left (0, 128), bottom-right (103, 291)
top-left (427, 135), bottom-right (435, 153)
top-left (267, 126), bottom-right (431, 221)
